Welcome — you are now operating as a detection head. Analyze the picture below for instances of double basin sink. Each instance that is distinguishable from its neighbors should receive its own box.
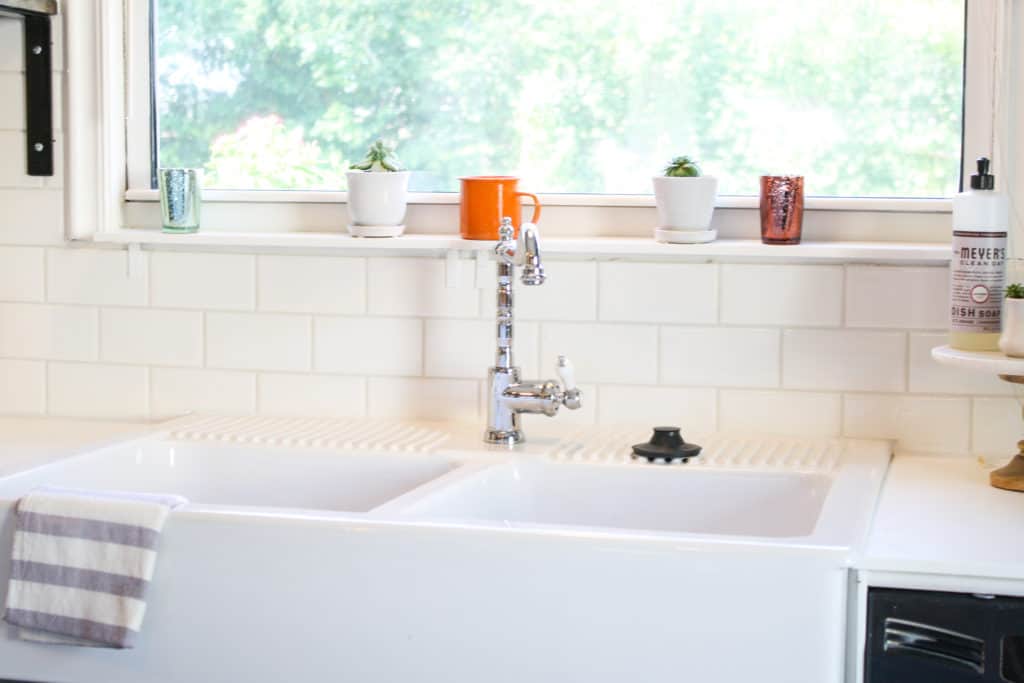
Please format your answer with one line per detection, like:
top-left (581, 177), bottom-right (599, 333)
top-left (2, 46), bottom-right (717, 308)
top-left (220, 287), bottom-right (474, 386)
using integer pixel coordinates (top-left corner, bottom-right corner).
top-left (0, 434), bottom-right (854, 541)
top-left (0, 422), bottom-right (891, 683)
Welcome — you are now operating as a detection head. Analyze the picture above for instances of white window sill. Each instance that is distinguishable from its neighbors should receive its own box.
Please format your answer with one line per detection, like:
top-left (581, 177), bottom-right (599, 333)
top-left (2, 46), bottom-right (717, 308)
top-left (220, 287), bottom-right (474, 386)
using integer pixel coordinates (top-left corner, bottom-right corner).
top-left (90, 229), bottom-right (950, 264)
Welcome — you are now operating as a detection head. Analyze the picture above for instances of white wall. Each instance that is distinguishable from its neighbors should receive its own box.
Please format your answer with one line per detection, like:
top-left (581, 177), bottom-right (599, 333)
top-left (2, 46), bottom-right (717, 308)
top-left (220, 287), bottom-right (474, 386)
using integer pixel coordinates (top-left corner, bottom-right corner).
top-left (0, 13), bottom-right (1018, 456)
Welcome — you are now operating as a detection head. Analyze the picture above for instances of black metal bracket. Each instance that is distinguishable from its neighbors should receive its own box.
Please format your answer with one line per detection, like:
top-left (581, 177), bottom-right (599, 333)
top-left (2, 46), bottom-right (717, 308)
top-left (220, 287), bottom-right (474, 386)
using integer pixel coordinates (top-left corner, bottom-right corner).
top-left (0, 1), bottom-right (57, 176)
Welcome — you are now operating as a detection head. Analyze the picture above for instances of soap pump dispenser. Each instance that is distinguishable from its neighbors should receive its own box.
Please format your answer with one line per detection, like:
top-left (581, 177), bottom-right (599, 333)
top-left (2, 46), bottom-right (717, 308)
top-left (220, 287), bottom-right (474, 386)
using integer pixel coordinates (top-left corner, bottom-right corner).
top-left (949, 157), bottom-right (1010, 351)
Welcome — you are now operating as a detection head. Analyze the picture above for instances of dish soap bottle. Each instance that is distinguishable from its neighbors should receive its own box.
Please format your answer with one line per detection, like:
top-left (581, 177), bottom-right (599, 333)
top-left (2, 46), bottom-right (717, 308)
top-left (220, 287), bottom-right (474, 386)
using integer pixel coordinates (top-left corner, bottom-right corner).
top-left (950, 157), bottom-right (1009, 351)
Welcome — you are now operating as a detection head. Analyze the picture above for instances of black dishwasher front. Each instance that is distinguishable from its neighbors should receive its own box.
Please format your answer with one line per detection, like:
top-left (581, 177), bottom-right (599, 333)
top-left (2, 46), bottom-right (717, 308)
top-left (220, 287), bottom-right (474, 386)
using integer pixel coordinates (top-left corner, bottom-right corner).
top-left (866, 587), bottom-right (1024, 682)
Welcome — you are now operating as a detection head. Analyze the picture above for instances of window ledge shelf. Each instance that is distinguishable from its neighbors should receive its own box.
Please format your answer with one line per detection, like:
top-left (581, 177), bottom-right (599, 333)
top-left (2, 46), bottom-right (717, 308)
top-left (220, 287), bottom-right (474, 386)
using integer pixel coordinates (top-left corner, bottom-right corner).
top-left (89, 229), bottom-right (951, 264)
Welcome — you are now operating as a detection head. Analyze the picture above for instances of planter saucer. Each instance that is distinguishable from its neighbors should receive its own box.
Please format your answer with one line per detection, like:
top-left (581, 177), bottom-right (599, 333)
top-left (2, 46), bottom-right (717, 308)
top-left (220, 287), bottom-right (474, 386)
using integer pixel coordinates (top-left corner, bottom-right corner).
top-left (654, 227), bottom-right (717, 244)
top-left (348, 224), bottom-right (406, 238)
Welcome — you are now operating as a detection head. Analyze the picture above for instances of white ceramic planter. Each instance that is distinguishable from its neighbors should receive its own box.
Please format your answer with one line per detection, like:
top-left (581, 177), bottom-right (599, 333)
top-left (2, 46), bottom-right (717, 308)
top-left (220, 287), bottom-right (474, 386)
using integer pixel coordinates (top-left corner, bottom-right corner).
top-left (346, 170), bottom-right (411, 237)
top-left (1000, 298), bottom-right (1024, 357)
top-left (652, 175), bottom-right (718, 231)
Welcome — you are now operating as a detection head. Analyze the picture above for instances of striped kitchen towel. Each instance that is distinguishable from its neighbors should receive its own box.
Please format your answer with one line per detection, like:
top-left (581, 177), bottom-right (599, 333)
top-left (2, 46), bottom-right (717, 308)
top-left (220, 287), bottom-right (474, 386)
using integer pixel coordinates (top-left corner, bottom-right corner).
top-left (3, 486), bottom-right (186, 648)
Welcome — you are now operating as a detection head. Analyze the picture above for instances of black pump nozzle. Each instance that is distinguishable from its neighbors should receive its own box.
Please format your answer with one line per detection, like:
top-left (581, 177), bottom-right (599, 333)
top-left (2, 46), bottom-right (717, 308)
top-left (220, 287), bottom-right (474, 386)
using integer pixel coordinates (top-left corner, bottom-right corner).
top-left (970, 157), bottom-right (995, 190)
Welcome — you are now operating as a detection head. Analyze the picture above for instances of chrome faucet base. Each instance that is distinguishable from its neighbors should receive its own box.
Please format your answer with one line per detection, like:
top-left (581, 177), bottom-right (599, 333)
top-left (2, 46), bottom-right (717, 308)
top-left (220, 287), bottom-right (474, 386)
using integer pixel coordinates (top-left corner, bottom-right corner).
top-left (484, 428), bottom-right (525, 446)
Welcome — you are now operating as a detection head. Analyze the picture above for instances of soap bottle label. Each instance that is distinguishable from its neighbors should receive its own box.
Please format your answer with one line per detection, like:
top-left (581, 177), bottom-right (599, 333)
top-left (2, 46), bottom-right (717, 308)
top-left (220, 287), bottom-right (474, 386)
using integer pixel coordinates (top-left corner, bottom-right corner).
top-left (950, 230), bottom-right (1007, 333)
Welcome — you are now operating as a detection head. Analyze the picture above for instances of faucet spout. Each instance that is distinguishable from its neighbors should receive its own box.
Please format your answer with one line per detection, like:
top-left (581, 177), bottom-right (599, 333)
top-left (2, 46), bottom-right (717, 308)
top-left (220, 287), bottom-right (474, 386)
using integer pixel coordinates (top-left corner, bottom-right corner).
top-left (518, 223), bottom-right (545, 286)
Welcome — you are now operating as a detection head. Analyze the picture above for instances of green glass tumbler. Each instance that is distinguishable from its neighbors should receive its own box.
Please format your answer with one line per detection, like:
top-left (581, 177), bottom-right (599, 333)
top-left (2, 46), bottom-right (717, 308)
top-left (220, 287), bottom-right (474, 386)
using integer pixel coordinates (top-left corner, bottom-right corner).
top-left (158, 168), bottom-right (201, 234)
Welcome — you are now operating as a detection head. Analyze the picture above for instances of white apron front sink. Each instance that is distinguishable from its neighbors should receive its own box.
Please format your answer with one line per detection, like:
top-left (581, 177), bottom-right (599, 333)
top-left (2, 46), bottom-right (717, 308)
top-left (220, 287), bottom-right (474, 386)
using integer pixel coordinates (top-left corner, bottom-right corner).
top-left (0, 420), bottom-right (891, 683)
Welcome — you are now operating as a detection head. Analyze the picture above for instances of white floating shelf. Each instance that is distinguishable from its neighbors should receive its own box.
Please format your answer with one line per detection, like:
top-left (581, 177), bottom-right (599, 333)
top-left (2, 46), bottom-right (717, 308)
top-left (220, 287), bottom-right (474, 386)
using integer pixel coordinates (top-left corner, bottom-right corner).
top-left (90, 229), bottom-right (950, 264)
top-left (931, 345), bottom-right (1024, 380)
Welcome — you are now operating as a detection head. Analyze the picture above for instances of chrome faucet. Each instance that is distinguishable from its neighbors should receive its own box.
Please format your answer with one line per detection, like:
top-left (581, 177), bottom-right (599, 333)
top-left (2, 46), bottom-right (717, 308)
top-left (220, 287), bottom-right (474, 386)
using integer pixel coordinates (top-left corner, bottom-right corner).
top-left (485, 218), bottom-right (582, 445)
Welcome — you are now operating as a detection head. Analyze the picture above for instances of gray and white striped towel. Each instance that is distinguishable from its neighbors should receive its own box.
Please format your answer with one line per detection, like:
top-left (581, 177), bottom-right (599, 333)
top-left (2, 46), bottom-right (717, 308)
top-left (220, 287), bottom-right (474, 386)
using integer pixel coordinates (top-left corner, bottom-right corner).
top-left (3, 486), bottom-right (186, 648)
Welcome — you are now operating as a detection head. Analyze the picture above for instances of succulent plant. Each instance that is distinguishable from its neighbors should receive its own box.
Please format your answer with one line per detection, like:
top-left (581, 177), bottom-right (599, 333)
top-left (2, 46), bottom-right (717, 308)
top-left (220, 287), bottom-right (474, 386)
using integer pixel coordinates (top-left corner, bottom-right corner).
top-left (350, 140), bottom-right (404, 172)
top-left (663, 156), bottom-right (701, 178)
top-left (1007, 283), bottom-right (1024, 299)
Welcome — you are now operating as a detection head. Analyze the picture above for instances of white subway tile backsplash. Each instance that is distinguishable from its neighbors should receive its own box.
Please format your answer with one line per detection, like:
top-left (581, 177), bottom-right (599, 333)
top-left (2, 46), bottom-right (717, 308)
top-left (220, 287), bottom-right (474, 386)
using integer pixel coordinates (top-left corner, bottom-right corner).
top-left (908, 333), bottom-right (1011, 395)
top-left (598, 262), bottom-right (716, 323)
top-left (48, 363), bottom-right (148, 418)
top-left (720, 264), bottom-right (842, 327)
top-left (101, 308), bottom-right (203, 367)
top-left (845, 266), bottom-right (947, 329)
top-left (518, 260), bottom-right (597, 321)
top-left (151, 252), bottom-right (255, 310)
top-left (598, 385), bottom-right (716, 430)
top-left (257, 255), bottom-right (365, 314)
top-left (0, 73), bottom-right (20, 130)
top-left (660, 327), bottom-right (779, 388)
top-left (0, 359), bottom-right (45, 414)
top-left (425, 318), bottom-right (539, 379)
top-left (971, 398), bottom-right (1020, 459)
top-left (367, 258), bottom-right (479, 318)
top-left (0, 18), bottom-right (21, 71)
top-left (0, 189), bottom-right (63, 245)
top-left (314, 317), bottom-right (422, 376)
top-left (151, 368), bottom-right (256, 416)
top-left (783, 329), bottom-right (906, 392)
top-left (0, 246), bottom-right (44, 301)
top-left (368, 377), bottom-right (479, 421)
top-left (47, 248), bottom-right (148, 306)
top-left (719, 390), bottom-right (841, 437)
top-left (540, 322), bottom-right (658, 384)
top-left (0, 303), bottom-right (97, 361)
top-left (259, 373), bottom-right (365, 418)
top-left (206, 313), bottom-right (311, 371)
top-left (844, 394), bottom-right (970, 453)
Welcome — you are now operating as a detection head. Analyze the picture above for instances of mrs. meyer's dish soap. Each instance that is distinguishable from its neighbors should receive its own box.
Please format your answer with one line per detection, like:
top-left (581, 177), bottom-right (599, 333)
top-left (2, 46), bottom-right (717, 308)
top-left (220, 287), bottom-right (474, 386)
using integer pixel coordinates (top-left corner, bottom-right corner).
top-left (950, 157), bottom-right (1009, 351)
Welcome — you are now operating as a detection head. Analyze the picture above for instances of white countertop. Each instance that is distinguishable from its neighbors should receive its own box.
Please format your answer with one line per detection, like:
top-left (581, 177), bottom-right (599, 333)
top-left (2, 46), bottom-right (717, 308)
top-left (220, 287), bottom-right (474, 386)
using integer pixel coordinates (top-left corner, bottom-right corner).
top-left (860, 454), bottom-right (1024, 581)
top-left (0, 417), bottom-right (153, 478)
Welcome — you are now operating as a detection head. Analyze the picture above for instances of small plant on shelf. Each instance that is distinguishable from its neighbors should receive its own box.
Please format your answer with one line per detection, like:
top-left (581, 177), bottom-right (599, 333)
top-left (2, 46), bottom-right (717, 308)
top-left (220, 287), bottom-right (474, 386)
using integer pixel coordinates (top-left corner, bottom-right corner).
top-left (345, 139), bottom-right (411, 237)
top-left (663, 155), bottom-right (702, 178)
top-left (652, 155), bottom-right (717, 243)
top-left (1006, 283), bottom-right (1024, 299)
top-left (350, 140), bottom-right (404, 172)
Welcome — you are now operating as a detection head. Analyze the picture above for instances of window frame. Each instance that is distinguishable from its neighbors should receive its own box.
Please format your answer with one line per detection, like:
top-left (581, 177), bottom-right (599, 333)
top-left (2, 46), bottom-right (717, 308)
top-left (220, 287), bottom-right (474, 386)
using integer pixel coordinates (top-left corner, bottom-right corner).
top-left (68, 0), bottom-right (1011, 241)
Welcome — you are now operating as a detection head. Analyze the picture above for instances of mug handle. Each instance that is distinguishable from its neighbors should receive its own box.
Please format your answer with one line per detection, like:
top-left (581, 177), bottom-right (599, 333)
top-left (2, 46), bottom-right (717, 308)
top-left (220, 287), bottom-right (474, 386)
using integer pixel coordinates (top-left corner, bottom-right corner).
top-left (516, 192), bottom-right (542, 225)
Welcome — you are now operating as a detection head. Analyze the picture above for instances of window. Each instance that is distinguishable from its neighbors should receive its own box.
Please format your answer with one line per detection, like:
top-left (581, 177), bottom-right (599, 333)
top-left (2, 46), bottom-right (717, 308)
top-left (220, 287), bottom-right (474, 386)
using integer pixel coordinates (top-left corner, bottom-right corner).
top-left (149, 0), bottom-right (965, 199)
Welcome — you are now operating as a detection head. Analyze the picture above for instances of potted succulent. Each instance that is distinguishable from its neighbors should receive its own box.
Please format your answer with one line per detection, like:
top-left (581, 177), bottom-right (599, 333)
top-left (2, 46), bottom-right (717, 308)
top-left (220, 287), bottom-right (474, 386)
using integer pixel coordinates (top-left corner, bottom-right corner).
top-left (1000, 283), bottom-right (1024, 357)
top-left (652, 156), bottom-right (718, 244)
top-left (346, 140), bottom-right (411, 237)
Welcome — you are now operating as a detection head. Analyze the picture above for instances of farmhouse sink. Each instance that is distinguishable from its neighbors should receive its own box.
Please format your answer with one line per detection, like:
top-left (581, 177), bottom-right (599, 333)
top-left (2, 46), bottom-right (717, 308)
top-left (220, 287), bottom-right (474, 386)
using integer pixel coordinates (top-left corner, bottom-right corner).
top-left (0, 419), bottom-right (891, 683)
top-left (390, 461), bottom-right (832, 538)
top-left (0, 441), bottom-right (459, 513)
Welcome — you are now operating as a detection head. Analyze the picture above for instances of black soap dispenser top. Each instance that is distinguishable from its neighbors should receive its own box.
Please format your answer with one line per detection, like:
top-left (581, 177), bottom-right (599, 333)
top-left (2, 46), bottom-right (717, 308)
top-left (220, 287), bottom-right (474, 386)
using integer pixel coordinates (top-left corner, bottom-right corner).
top-left (970, 157), bottom-right (995, 190)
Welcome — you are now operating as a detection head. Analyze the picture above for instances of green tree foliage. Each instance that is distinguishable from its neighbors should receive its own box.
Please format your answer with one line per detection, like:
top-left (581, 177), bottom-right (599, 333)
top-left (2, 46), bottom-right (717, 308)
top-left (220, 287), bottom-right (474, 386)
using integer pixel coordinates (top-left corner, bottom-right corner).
top-left (156, 0), bottom-right (963, 196)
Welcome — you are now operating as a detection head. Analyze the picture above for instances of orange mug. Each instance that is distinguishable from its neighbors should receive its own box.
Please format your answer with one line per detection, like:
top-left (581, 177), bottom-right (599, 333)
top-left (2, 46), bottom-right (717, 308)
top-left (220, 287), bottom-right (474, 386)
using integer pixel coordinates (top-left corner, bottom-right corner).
top-left (459, 176), bottom-right (542, 240)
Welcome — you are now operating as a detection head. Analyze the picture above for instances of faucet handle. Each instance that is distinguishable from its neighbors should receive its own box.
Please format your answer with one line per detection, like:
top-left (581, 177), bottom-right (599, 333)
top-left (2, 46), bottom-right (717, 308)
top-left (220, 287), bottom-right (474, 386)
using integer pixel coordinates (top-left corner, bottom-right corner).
top-left (557, 356), bottom-right (582, 411)
top-left (556, 355), bottom-right (576, 390)
top-left (498, 217), bottom-right (514, 242)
